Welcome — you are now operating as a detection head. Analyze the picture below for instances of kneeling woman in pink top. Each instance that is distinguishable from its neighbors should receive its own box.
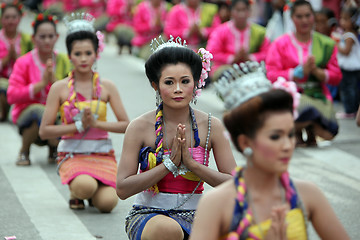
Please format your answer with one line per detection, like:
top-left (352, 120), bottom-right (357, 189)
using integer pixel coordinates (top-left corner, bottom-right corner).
top-left (116, 37), bottom-right (236, 240)
top-left (39, 13), bottom-right (129, 212)
top-left (7, 13), bottom-right (70, 166)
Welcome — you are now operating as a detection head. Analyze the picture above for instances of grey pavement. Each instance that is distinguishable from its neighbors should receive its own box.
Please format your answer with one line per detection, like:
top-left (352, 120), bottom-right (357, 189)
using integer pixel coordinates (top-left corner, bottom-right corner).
top-left (1, 12), bottom-right (360, 240)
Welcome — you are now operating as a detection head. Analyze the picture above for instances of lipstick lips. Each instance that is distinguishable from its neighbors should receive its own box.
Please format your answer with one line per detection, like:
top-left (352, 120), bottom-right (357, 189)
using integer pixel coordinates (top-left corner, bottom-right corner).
top-left (173, 97), bottom-right (184, 101)
top-left (80, 64), bottom-right (88, 68)
top-left (280, 157), bottom-right (290, 164)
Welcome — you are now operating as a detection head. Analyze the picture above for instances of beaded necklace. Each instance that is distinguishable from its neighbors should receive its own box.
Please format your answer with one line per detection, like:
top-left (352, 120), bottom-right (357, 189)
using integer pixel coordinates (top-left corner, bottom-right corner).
top-left (64, 71), bottom-right (101, 124)
top-left (228, 167), bottom-right (299, 240)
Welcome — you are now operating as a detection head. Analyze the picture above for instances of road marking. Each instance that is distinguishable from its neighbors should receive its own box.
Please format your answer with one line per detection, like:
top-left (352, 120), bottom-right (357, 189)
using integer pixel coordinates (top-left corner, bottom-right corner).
top-left (2, 165), bottom-right (95, 240)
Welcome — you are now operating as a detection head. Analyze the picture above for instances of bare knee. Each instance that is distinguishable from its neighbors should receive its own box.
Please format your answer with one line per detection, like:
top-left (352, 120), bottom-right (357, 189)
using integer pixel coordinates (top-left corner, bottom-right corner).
top-left (141, 215), bottom-right (184, 240)
top-left (92, 186), bottom-right (118, 213)
top-left (70, 175), bottom-right (98, 200)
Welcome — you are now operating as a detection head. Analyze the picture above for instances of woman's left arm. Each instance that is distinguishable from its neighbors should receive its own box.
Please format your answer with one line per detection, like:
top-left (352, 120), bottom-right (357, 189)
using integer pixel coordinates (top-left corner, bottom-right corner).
top-left (297, 181), bottom-right (350, 240)
top-left (181, 116), bottom-right (236, 187)
top-left (311, 46), bottom-right (342, 85)
top-left (92, 79), bottom-right (129, 133)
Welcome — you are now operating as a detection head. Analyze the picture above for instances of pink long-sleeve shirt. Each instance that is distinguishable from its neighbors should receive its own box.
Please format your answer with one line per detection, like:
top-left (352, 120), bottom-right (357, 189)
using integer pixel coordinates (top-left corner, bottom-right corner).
top-left (0, 30), bottom-right (22, 78)
top-left (207, 21), bottom-right (270, 74)
top-left (106, 0), bottom-right (133, 32)
top-left (131, 0), bottom-right (167, 47)
top-left (164, 3), bottom-right (203, 47)
top-left (7, 49), bottom-right (68, 123)
top-left (266, 33), bottom-right (342, 101)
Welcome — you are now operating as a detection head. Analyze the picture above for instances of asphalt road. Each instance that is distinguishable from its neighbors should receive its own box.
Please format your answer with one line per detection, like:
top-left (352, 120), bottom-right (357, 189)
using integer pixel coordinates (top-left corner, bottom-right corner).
top-left (1, 12), bottom-right (359, 240)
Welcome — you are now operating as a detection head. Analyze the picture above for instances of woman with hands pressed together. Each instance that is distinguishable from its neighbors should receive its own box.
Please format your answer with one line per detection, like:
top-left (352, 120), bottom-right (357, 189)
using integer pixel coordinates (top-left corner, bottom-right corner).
top-left (189, 62), bottom-right (349, 240)
top-left (0, 1), bottom-right (33, 121)
top-left (266, 0), bottom-right (342, 147)
top-left (116, 36), bottom-right (236, 240)
top-left (39, 13), bottom-right (129, 212)
top-left (7, 12), bottom-right (70, 166)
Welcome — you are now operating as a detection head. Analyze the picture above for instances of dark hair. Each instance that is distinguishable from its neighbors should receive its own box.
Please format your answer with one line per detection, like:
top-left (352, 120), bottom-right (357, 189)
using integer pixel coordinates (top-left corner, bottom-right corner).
top-left (341, 7), bottom-right (360, 30)
top-left (315, 7), bottom-right (337, 28)
top-left (1, 3), bottom-right (22, 16)
top-left (291, 0), bottom-right (314, 16)
top-left (231, 0), bottom-right (250, 9)
top-left (223, 89), bottom-right (294, 151)
top-left (145, 46), bottom-right (202, 86)
top-left (66, 31), bottom-right (99, 55)
top-left (33, 19), bottom-right (57, 35)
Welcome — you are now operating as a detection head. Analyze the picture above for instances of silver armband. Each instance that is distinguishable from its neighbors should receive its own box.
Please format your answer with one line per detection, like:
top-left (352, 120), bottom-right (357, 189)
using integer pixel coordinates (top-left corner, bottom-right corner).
top-left (75, 120), bottom-right (84, 133)
top-left (163, 155), bottom-right (179, 177)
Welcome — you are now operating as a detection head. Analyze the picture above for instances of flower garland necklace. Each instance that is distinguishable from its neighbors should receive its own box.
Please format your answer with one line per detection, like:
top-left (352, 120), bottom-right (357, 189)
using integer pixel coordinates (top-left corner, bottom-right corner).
top-left (63, 71), bottom-right (101, 124)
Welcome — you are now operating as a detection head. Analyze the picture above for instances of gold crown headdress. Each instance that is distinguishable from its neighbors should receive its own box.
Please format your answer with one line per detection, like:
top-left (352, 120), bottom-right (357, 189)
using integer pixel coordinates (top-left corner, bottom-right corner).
top-left (214, 61), bottom-right (273, 110)
top-left (63, 12), bottom-right (95, 35)
top-left (150, 35), bottom-right (187, 53)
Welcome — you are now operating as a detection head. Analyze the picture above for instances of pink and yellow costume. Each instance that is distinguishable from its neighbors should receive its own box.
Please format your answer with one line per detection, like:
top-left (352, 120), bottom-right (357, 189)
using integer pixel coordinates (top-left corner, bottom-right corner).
top-left (266, 32), bottom-right (342, 135)
top-left (57, 72), bottom-right (117, 188)
top-left (125, 103), bottom-right (211, 240)
top-left (164, 2), bottom-right (218, 48)
top-left (206, 21), bottom-right (270, 80)
top-left (7, 49), bottom-right (70, 127)
top-left (0, 29), bottom-right (33, 93)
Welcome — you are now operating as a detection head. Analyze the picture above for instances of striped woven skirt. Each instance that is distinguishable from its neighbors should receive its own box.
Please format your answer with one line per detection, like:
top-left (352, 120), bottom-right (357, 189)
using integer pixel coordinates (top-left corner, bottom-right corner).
top-left (125, 205), bottom-right (195, 240)
top-left (57, 150), bottom-right (117, 188)
top-left (296, 94), bottom-right (339, 136)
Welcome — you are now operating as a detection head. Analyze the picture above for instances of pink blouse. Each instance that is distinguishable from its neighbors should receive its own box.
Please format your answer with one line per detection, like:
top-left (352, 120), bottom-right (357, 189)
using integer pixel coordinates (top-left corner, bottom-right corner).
top-left (266, 33), bottom-right (342, 100)
top-left (0, 30), bottom-right (22, 78)
top-left (7, 49), bottom-right (56, 123)
top-left (164, 3), bottom-right (204, 47)
top-left (106, 0), bottom-right (133, 32)
top-left (207, 21), bottom-right (270, 73)
top-left (131, 0), bottom-right (167, 47)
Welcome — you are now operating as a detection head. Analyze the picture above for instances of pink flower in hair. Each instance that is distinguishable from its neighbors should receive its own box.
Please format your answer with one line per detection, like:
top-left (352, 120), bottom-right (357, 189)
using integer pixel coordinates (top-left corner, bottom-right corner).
top-left (273, 77), bottom-right (300, 118)
top-left (196, 48), bottom-right (213, 94)
top-left (96, 31), bottom-right (105, 58)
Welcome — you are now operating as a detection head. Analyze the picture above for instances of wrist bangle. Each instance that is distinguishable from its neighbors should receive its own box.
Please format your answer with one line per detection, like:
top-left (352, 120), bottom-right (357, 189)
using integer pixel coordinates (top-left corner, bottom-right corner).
top-left (163, 155), bottom-right (179, 177)
top-left (75, 120), bottom-right (84, 133)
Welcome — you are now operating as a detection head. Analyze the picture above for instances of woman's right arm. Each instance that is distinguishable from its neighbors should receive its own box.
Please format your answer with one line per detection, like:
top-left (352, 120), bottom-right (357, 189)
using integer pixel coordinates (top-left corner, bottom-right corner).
top-left (116, 118), bottom-right (179, 200)
top-left (39, 81), bottom-right (78, 139)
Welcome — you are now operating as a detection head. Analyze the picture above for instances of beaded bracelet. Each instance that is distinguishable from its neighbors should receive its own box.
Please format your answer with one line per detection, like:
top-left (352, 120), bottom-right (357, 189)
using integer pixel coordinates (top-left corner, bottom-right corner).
top-left (75, 120), bottom-right (85, 133)
top-left (163, 155), bottom-right (179, 177)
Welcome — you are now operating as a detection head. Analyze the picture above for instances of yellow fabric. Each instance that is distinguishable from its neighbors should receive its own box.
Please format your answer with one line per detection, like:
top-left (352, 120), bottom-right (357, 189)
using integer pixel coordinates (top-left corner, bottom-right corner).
top-left (247, 208), bottom-right (307, 240)
top-left (60, 100), bottom-right (107, 123)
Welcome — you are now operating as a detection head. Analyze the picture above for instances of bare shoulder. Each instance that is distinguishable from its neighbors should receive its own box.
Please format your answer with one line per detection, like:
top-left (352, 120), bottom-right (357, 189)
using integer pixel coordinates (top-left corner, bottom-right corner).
top-left (193, 109), bottom-right (222, 127)
top-left (294, 179), bottom-right (321, 195)
top-left (100, 79), bottom-right (118, 92)
top-left (52, 78), bottom-right (68, 90)
top-left (126, 110), bottom-right (156, 133)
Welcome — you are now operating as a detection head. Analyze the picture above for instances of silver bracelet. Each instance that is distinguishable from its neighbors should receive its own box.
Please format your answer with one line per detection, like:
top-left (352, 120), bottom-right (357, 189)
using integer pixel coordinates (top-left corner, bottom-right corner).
top-left (163, 155), bottom-right (179, 177)
top-left (75, 120), bottom-right (84, 133)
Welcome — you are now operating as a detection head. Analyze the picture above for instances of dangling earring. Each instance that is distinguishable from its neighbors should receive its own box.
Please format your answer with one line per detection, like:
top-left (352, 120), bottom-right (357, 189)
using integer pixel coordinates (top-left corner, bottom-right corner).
top-left (243, 147), bottom-right (253, 157)
top-left (192, 88), bottom-right (198, 105)
top-left (156, 90), bottom-right (162, 107)
top-left (92, 61), bottom-right (98, 72)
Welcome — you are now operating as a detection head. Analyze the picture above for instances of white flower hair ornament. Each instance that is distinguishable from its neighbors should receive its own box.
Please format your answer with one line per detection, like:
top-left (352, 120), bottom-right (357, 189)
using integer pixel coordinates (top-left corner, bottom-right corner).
top-left (150, 35), bottom-right (213, 101)
top-left (63, 12), bottom-right (105, 58)
top-left (214, 61), bottom-right (300, 116)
